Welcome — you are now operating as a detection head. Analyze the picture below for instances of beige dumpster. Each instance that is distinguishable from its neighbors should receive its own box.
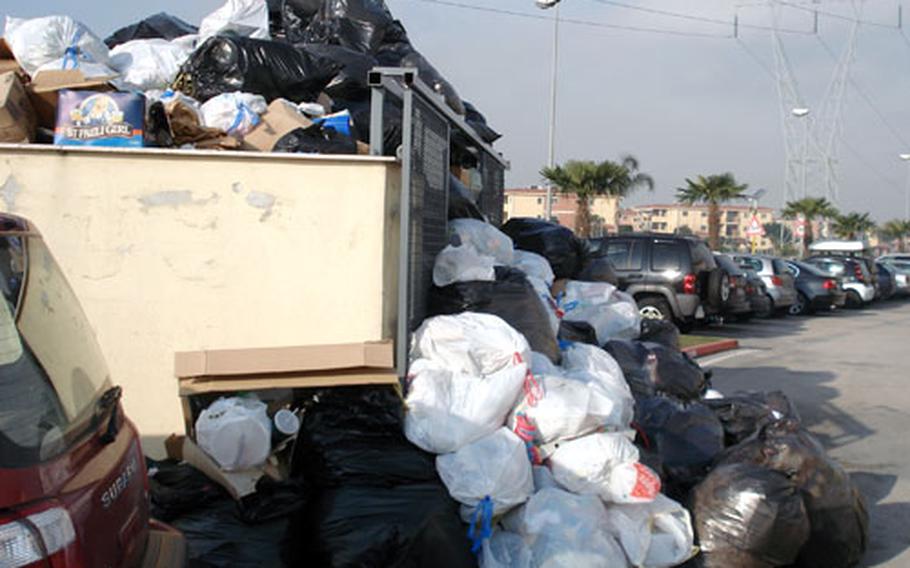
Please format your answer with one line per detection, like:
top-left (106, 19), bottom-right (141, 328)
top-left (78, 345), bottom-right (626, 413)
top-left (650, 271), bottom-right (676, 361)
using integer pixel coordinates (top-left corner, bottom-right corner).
top-left (0, 144), bottom-right (402, 456)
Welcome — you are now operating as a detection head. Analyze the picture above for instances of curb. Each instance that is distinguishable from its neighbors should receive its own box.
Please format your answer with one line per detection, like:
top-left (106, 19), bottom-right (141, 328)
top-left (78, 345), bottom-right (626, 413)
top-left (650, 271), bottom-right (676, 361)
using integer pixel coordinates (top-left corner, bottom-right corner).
top-left (682, 339), bottom-right (739, 359)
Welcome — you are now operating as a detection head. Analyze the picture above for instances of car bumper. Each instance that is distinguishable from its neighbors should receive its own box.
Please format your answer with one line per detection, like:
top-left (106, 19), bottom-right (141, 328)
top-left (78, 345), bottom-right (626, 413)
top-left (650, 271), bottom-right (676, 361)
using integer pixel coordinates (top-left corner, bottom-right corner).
top-left (750, 294), bottom-right (773, 314)
top-left (768, 286), bottom-right (797, 308)
top-left (676, 293), bottom-right (700, 319)
top-left (845, 283), bottom-right (876, 303)
top-left (810, 292), bottom-right (844, 310)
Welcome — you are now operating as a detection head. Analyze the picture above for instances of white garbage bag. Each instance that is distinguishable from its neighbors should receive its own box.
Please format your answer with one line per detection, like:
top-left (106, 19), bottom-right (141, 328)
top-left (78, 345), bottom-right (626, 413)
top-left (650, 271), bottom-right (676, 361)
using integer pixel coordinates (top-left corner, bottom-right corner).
top-left (532, 465), bottom-right (560, 492)
top-left (530, 351), bottom-right (559, 377)
top-left (503, 488), bottom-right (627, 568)
top-left (199, 0), bottom-right (270, 41)
top-left (605, 494), bottom-right (696, 568)
top-left (4, 15), bottom-right (114, 76)
top-left (548, 432), bottom-right (661, 504)
top-left (195, 396), bottom-right (271, 471)
top-left (110, 38), bottom-right (192, 91)
top-left (450, 219), bottom-right (514, 266)
top-left (511, 250), bottom-right (555, 286)
top-left (436, 428), bottom-right (534, 519)
top-left (509, 373), bottom-right (629, 444)
top-left (558, 281), bottom-right (642, 345)
top-left (560, 342), bottom-right (634, 428)
top-left (481, 530), bottom-right (533, 568)
top-left (200, 92), bottom-right (268, 136)
top-left (433, 244), bottom-right (496, 287)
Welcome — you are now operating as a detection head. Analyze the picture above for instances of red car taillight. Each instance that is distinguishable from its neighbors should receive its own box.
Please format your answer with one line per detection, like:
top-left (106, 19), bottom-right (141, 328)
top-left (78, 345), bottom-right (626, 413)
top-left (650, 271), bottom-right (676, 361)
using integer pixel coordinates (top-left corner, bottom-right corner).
top-left (823, 279), bottom-right (837, 291)
top-left (0, 504), bottom-right (77, 568)
top-left (854, 265), bottom-right (865, 282)
top-left (683, 274), bottom-right (697, 295)
top-left (771, 275), bottom-right (783, 287)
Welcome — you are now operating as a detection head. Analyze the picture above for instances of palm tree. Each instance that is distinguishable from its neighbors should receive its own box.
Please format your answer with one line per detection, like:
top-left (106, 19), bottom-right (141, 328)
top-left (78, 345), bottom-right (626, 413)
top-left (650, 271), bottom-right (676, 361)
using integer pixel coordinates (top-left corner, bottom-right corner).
top-left (541, 156), bottom-right (654, 237)
top-left (881, 219), bottom-right (910, 252)
top-left (781, 197), bottom-right (839, 258)
top-left (831, 212), bottom-right (875, 240)
top-left (675, 173), bottom-right (749, 250)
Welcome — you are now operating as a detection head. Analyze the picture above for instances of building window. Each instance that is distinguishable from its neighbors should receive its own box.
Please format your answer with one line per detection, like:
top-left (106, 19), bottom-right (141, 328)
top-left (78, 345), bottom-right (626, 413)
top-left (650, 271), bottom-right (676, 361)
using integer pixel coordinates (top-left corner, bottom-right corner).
top-left (700, 225), bottom-right (707, 231)
top-left (682, 211), bottom-right (689, 217)
top-left (726, 211), bottom-right (738, 222)
top-left (536, 197), bottom-right (543, 205)
top-left (701, 212), bottom-right (707, 217)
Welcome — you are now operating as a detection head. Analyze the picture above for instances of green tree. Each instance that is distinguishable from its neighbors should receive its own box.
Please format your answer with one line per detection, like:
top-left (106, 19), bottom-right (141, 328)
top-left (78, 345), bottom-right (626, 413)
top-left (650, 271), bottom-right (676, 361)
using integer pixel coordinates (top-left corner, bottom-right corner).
top-left (781, 197), bottom-right (839, 258)
top-left (831, 212), bottom-right (875, 240)
top-left (675, 173), bottom-right (749, 250)
top-left (764, 222), bottom-right (793, 253)
top-left (541, 156), bottom-right (654, 237)
top-left (880, 219), bottom-right (910, 252)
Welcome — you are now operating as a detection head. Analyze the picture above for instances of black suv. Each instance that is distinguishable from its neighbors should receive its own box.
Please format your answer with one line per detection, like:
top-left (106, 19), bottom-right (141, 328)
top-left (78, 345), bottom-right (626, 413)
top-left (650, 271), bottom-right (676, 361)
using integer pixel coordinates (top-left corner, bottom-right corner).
top-left (588, 233), bottom-right (728, 330)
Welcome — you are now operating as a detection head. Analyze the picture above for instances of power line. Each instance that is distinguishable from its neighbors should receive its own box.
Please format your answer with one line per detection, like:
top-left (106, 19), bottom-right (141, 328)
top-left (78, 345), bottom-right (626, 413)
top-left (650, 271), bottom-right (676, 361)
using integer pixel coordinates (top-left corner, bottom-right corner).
top-left (737, 37), bottom-right (777, 78)
top-left (586, 0), bottom-right (813, 34)
top-left (776, 0), bottom-right (897, 28)
top-left (841, 139), bottom-right (906, 198)
top-left (405, 0), bottom-right (730, 38)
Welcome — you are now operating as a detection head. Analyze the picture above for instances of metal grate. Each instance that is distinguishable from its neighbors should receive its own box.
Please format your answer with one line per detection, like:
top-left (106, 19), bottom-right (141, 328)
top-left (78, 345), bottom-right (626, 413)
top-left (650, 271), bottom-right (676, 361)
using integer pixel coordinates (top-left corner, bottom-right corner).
top-left (478, 152), bottom-right (506, 226)
top-left (406, 95), bottom-right (450, 331)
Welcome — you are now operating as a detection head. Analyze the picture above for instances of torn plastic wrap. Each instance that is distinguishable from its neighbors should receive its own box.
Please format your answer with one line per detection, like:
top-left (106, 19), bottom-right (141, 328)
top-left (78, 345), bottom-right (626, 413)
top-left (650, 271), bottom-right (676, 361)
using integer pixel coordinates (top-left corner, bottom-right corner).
top-left (691, 462), bottom-right (811, 568)
top-left (501, 218), bottom-right (586, 280)
top-left (428, 267), bottom-right (560, 364)
top-left (105, 13), bottom-right (198, 48)
top-left (174, 35), bottom-right (341, 103)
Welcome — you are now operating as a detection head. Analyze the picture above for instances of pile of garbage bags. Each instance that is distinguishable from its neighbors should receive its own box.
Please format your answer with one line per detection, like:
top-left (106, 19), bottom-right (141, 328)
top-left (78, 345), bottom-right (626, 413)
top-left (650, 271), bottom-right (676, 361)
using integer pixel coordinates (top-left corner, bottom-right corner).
top-left (1, 0), bottom-right (499, 162)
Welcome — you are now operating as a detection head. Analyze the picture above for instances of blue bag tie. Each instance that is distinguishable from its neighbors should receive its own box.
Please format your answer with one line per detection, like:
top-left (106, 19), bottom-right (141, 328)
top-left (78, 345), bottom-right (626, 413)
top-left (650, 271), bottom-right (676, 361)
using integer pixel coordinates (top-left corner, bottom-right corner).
top-left (467, 495), bottom-right (494, 554)
top-left (62, 46), bottom-right (79, 70)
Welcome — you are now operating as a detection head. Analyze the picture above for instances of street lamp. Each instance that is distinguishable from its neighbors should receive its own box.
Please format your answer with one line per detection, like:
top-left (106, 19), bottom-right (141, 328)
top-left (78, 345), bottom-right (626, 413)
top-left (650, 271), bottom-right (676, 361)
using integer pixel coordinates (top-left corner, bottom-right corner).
top-left (900, 153), bottom-right (910, 219)
top-left (791, 108), bottom-right (810, 199)
top-left (537, 0), bottom-right (562, 222)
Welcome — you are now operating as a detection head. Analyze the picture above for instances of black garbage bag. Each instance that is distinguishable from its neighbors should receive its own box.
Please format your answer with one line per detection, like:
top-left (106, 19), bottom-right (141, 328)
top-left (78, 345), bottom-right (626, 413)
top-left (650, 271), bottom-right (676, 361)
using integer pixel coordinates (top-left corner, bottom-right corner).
top-left (343, 97), bottom-right (403, 155)
top-left (705, 391), bottom-right (801, 447)
top-left (603, 340), bottom-right (709, 400)
top-left (174, 35), bottom-right (341, 103)
top-left (238, 477), bottom-right (308, 524)
top-left (147, 458), bottom-right (227, 522)
top-left (274, 124), bottom-right (358, 154)
top-left (691, 463), bottom-right (811, 568)
top-left (576, 256), bottom-right (619, 286)
top-left (172, 496), bottom-right (290, 568)
top-left (428, 266), bottom-right (561, 363)
top-left (105, 12), bottom-right (197, 48)
top-left (463, 101), bottom-right (501, 144)
top-left (634, 395), bottom-right (724, 493)
top-left (638, 319), bottom-right (680, 350)
top-left (501, 218), bottom-right (585, 280)
top-left (301, 0), bottom-right (395, 53)
top-left (557, 320), bottom-right (599, 346)
top-left (282, 0), bottom-right (324, 42)
top-left (716, 423), bottom-right (868, 568)
top-left (304, 44), bottom-right (378, 101)
top-left (449, 174), bottom-right (484, 221)
top-left (287, 387), bottom-right (474, 568)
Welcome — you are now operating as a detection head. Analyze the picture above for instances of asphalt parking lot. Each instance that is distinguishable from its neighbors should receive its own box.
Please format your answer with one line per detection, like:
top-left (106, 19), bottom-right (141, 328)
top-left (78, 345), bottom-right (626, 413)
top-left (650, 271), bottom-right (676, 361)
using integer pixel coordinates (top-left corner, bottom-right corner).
top-left (700, 300), bottom-right (910, 567)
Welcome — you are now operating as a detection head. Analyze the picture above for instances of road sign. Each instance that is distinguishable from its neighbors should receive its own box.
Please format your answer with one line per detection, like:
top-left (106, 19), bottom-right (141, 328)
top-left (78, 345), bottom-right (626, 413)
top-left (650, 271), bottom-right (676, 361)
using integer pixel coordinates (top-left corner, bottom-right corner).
top-left (745, 215), bottom-right (765, 238)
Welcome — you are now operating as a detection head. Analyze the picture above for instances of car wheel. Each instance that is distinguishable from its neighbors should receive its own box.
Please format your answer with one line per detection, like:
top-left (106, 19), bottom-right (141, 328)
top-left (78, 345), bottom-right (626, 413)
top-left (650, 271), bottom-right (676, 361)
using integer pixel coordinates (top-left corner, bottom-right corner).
top-left (845, 290), bottom-right (864, 309)
top-left (789, 292), bottom-right (811, 316)
top-left (707, 269), bottom-right (731, 309)
top-left (638, 297), bottom-right (673, 322)
top-left (756, 295), bottom-right (774, 318)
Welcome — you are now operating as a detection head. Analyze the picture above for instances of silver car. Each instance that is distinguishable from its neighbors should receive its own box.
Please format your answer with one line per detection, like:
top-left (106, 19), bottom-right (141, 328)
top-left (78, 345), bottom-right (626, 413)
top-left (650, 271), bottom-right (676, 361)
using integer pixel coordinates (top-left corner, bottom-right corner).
top-left (733, 255), bottom-right (798, 314)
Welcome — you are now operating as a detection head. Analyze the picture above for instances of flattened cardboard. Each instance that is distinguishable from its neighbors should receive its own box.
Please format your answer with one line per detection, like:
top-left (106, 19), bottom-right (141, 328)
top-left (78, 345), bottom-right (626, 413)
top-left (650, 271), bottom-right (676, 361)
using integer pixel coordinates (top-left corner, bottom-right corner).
top-left (174, 340), bottom-right (394, 378)
top-left (178, 369), bottom-right (400, 396)
top-left (165, 434), bottom-right (262, 500)
top-left (27, 70), bottom-right (117, 129)
top-left (242, 99), bottom-right (312, 152)
top-left (0, 72), bottom-right (36, 143)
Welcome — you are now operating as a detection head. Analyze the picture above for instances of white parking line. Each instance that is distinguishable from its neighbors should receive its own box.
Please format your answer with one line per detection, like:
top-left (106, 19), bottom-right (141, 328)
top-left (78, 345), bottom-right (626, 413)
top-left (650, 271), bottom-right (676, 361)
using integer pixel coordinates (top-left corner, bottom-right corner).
top-left (698, 348), bottom-right (757, 367)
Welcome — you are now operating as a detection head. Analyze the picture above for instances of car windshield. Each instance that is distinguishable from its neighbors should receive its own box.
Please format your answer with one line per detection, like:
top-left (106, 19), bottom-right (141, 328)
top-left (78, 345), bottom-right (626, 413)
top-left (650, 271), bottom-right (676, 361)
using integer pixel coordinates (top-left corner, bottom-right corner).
top-left (0, 232), bottom-right (111, 468)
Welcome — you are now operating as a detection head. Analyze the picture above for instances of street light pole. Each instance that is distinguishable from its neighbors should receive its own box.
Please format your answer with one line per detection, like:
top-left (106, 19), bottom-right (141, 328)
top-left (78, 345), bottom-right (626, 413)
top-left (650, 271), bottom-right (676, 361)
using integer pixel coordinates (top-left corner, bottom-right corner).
top-left (792, 108), bottom-right (810, 199)
top-left (538, 0), bottom-right (562, 222)
top-left (900, 154), bottom-right (910, 219)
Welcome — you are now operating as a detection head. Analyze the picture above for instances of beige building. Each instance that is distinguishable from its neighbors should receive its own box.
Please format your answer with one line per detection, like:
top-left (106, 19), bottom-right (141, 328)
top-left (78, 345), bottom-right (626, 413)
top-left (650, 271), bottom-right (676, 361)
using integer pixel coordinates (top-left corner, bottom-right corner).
top-left (503, 186), bottom-right (619, 236)
top-left (621, 203), bottom-right (777, 251)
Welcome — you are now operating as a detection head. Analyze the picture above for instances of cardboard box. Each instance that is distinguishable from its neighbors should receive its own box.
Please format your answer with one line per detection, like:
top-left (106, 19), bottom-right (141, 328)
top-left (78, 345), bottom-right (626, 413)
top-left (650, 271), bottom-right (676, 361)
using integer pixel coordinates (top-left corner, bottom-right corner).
top-left (242, 99), bottom-right (312, 152)
top-left (165, 434), bottom-right (263, 500)
top-left (175, 340), bottom-right (394, 378)
top-left (28, 70), bottom-right (117, 129)
top-left (54, 89), bottom-right (145, 147)
top-left (0, 71), bottom-right (36, 143)
top-left (0, 40), bottom-right (22, 77)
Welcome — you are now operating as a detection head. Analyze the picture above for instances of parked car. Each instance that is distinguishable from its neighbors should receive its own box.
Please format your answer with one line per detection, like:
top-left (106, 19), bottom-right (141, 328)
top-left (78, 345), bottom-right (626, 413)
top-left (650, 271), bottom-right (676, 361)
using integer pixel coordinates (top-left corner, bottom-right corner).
top-left (714, 254), bottom-right (753, 321)
top-left (0, 214), bottom-right (185, 567)
top-left (805, 255), bottom-right (875, 308)
top-left (877, 253), bottom-right (910, 264)
top-left (809, 240), bottom-right (880, 299)
top-left (743, 269), bottom-right (774, 318)
top-left (733, 255), bottom-right (798, 315)
top-left (878, 259), bottom-right (910, 296)
top-left (785, 260), bottom-right (847, 315)
top-left (589, 233), bottom-right (727, 330)
top-left (876, 262), bottom-right (897, 300)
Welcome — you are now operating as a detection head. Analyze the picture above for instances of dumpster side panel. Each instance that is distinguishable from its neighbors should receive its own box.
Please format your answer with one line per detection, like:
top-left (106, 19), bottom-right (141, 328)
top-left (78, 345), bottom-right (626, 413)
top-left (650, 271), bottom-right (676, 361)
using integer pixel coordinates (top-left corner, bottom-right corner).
top-left (0, 146), bottom-right (401, 456)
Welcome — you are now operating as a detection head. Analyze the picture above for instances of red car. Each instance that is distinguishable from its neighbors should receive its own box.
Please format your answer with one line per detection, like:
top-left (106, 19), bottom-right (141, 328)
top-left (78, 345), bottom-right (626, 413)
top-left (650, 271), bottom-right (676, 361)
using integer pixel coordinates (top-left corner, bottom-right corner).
top-left (0, 214), bottom-right (184, 567)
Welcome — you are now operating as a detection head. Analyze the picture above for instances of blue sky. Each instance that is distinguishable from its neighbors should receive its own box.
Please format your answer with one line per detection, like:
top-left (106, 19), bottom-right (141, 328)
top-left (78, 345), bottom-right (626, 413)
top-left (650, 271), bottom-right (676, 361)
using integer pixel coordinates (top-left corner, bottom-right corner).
top-left (2, 0), bottom-right (908, 220)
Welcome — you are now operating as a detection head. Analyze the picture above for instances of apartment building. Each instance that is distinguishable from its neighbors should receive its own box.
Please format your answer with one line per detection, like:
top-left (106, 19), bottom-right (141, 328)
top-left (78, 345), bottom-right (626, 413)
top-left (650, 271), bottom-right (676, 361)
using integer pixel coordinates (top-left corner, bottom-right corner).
top-left (503, 186), bottom-right (619, 236)
top-left (621, 203), bottom-right (776, 250)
